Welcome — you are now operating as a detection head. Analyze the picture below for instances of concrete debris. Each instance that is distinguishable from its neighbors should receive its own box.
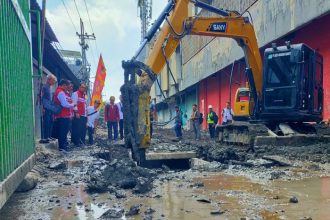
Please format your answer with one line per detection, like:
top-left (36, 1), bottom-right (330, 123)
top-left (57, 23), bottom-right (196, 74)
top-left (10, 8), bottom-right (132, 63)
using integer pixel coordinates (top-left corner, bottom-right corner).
top-left (48, 161), bottom-right (66, 170)
top-left (133, 177), bottom-right (153, 194)
top-left (289, 196), bottom-right (299, 203)
top-left (190, 158), bottom-right (225, 171)
top-left (142, 215), bottom-right (153, 220)
top-left (15, 172), bottom-right (39, 192)
top-left (144, 207), bottom-right (156, 215)
top-left (125, 204), bottom-right (141, 216)
top-left (192, 182), bottom-right (204, 188)
top-left (115, 190), bottom-right (127, 199)
top-left (262, 155), bottom-right (293, 167)
top-left (269, 170), bottom-right (286, 180)
top-left (99, 209), bottom-right (124, 219)
top-left (210, 210), bottom-right (225, 215)
top-left (190, 158), bottom-right (209, 168)
top-left (196, 198), bottom-right (211, 204)
top-left (246, 158), bottom-right (274, 167)
top-left (86, 155), bottom-right (155, 193)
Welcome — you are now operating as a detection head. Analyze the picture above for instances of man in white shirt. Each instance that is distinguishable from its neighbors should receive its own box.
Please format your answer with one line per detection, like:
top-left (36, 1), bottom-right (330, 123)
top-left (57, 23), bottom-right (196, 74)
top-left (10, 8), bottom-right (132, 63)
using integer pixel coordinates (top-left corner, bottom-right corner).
top-left (87, 100), bottom-right (101, 145)
top-left (222, 101), bottom-right (234, 125)
top-left (116, 95), bottom-right (124, 140)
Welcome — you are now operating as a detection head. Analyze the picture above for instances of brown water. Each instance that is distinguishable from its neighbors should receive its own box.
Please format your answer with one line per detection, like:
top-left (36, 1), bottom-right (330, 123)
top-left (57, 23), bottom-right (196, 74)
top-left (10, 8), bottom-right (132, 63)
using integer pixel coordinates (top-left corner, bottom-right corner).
top-left (1, 173), bottom-right (329, 220)
top-left (122, 174), bottom-right (330, 220)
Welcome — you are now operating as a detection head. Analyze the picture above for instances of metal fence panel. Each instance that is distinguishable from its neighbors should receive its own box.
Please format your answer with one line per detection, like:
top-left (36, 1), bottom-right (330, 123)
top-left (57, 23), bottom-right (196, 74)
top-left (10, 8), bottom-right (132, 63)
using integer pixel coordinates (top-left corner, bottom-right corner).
top-left (0, 0), bottom-right (34, 181)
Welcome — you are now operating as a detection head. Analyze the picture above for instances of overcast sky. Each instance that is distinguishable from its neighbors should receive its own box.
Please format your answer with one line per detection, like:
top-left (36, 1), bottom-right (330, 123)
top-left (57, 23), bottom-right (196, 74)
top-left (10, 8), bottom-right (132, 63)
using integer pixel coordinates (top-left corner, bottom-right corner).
top-left (38, 0), bottom-right (167, 101)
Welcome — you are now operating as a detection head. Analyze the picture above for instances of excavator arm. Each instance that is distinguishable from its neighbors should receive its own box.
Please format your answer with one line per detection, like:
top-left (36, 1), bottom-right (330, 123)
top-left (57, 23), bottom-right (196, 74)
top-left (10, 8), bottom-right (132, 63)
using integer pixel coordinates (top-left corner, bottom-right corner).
top-left (121, 0), bottom-right (262, 164)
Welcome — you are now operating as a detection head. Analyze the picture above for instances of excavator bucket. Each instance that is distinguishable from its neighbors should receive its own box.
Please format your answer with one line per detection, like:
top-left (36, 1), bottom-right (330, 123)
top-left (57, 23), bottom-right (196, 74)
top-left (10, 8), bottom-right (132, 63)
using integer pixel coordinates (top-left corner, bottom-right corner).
top-left (120, 60), bottom-right (157, 165)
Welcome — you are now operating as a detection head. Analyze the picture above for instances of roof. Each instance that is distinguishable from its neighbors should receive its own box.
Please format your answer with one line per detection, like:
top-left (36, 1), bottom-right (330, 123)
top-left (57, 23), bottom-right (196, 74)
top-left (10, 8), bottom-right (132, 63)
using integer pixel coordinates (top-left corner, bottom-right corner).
top-left (30, 0), bottom-right (58, 43)
top-left (30, 0), bottom-right (80, 88)
top-left (59, 50), bottom-right (82, 59)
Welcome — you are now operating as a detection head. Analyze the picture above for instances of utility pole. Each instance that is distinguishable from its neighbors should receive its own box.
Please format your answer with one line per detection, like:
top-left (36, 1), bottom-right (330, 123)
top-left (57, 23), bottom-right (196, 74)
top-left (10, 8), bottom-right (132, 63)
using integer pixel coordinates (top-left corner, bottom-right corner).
top-left (138, 0), bottom-right (152, 42)
top-left (76, 18), bottom-right (96, 98)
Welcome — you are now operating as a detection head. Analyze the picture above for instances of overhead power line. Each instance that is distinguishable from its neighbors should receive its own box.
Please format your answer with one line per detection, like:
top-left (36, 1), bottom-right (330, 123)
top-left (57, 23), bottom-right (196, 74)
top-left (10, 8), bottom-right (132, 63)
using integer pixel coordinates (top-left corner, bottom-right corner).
top-left (61, 0), bottom-right (78, 32)
top-left (83, 0), bottom-right (100, 55)
top-left (73, 0), bottom-right (82, 20)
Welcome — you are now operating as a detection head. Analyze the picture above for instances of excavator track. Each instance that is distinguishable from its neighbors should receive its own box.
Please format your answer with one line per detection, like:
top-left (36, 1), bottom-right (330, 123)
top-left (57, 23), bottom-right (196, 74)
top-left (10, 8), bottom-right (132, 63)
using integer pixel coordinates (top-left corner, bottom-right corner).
top-left (216, 121), bottom-right (330, 149)
top-left (217, 122), bottom-right (269, 147)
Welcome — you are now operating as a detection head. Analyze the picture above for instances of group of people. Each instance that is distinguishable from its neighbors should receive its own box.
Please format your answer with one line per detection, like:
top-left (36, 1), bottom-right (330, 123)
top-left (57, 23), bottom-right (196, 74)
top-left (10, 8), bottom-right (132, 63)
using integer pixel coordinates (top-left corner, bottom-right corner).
top-left (173, 101), bottom-right (234, 140)
top-left (42, 74), bottom-right (234, 148)
top-left (41, 74), bottom-right (101, 151)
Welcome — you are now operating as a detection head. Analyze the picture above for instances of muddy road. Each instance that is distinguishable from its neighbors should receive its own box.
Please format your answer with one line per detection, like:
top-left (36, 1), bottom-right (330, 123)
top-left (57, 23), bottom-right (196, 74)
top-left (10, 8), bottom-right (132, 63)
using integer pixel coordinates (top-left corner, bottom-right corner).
top-left (0, 128), bottom-right (329, 220)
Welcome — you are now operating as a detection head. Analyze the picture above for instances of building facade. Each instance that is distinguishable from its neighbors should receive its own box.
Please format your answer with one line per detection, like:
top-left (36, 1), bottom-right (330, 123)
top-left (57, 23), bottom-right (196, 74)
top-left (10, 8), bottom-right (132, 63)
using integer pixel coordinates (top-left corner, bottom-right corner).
top-left (151, 0), bottom-right (330, 129)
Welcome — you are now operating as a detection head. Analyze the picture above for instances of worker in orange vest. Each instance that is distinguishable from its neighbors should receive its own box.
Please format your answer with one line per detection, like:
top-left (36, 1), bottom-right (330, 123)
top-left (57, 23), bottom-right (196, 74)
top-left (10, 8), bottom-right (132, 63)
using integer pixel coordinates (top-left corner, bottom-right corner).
top-left (53, 79), bottom-right (75, 151)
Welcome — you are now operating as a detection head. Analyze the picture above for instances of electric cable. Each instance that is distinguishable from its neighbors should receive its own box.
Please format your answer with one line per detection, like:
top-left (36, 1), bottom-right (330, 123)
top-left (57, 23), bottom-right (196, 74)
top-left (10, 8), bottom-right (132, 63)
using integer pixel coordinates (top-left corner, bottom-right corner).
top-left (61, 0), bottom-right (78, 33)
top-left (83, 0), bottom-right (100, 55)
top-left (73, 0), bottom-right (82, 20)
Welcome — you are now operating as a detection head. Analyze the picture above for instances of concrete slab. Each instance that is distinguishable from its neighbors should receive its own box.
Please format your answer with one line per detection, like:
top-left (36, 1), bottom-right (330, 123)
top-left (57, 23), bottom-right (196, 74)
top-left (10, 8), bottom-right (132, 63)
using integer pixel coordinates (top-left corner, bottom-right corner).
top-left (146, 151), bottom-right (197, 160)
top-left (254, 135), bottom-right (330, 146)
top-left (262, 155), bottom-right (292, 167)
top-left (0, 154), bottom-right (35, 209)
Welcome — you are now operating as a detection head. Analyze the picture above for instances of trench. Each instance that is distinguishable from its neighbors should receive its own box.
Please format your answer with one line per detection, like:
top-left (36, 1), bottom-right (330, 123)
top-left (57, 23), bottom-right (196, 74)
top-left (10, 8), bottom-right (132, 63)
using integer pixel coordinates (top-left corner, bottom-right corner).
top-left (95, 150), bottom-right (191, 170)
top-left (143, 158), bottom-right (191, 170)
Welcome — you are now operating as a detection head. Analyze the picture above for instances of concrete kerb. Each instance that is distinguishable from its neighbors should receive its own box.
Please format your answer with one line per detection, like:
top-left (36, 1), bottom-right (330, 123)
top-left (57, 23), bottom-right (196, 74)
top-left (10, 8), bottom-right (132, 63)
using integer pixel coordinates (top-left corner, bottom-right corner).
top-left (254, 135), bottom-right (330, 146)
top-left (146, 151), bottom-right (197, 160)
top-left (0, 154), bottom-right (36, 210)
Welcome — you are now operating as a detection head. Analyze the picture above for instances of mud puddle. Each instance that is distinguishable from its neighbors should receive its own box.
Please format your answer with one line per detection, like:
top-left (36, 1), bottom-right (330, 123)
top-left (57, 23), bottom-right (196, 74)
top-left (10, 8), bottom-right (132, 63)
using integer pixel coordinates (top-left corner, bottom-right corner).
top-left (121, 173), bottom-right (330, 220)
top-left (1, 170), bottom-right (329, 220)
top-left (1, 129), bottom-right (329, 220)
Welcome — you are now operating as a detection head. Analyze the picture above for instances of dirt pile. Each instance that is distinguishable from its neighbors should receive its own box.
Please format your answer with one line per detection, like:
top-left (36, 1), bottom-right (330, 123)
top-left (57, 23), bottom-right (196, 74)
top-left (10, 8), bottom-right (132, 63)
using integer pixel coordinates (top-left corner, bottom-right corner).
top-left (86, 145), bottom-right (156, 194)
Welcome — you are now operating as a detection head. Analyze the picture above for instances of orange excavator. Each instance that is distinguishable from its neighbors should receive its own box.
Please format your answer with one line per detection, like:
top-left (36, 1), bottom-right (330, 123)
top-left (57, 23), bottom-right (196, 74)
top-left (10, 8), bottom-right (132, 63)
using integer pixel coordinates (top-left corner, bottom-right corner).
top-left (121, 0), bottom-right (324, 164)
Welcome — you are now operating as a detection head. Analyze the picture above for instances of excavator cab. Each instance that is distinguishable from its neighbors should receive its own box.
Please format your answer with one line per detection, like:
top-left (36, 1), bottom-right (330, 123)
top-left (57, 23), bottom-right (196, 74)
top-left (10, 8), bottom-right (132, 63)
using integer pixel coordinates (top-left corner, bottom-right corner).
top-left (233, 87), bottom-right (251, 121)
top-left (260, 43), bottom-right (323, 122)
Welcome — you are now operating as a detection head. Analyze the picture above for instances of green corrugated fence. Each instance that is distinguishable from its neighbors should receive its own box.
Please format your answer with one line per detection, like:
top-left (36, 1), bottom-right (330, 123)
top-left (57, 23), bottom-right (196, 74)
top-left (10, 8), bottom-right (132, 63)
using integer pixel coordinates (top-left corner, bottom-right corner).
top-left (0, 0), bottom-right (35, 182)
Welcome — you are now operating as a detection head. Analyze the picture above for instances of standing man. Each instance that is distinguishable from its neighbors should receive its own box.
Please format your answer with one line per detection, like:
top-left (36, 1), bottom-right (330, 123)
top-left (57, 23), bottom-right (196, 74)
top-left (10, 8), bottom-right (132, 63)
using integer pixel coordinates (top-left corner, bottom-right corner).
top-left (117, 95), bottom-right (124, 140)
top-left (41, 74), bottom-right (57, 143)
top-left (207, 105), bottom-right (218, 138)
top-left (174, 105), bottom-right (183, 139)
top-left (222, 101), bottom-right (234, 125)
top-left (190, 104), bottom-right (201, 140)
top-left (53, 79), bottom-right (75, 151)
top-left (71, 83), bottom-right (87, 146)
top-left (87, 100), bottom-right (101, 145)
top-left (105, 96), bottom-right (120, 141)
top-left (149, 97), bottom-right (156, 137)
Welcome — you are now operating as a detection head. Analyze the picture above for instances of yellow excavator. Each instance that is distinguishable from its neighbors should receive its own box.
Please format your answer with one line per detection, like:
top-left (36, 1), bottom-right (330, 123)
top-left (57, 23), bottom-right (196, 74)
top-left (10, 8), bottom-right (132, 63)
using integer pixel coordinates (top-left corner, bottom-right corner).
top-left (121, 0), bottom-right (324, 164)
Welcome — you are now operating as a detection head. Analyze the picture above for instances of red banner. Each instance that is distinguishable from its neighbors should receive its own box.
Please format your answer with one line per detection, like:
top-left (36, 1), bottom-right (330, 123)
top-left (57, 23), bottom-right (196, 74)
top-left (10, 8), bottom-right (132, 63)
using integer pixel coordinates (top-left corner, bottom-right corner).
top-left (91, 55), bottom-right (106, 106)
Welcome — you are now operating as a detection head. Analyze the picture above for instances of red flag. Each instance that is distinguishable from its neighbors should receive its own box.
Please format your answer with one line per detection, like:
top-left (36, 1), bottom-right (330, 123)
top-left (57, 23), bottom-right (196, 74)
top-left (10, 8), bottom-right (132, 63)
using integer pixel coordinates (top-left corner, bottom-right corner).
top-left (91, 55), bottom-right (106, 106)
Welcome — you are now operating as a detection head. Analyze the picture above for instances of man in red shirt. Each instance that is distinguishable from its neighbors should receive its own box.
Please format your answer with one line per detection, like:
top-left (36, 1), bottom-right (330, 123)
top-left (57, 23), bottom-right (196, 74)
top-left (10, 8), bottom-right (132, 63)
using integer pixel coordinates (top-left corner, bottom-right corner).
top-left (105, 96), bottom-right (120, 141)
top-left (71, 83), bottom-right (87, 146)
top-left (53, 79), bottom-right (75, 150)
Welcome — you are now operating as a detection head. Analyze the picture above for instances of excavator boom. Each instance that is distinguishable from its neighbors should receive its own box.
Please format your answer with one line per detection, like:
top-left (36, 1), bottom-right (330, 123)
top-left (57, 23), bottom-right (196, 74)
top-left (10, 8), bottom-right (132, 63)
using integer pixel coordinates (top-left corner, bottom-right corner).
top-left (121, 0), bottom-right (263, 164)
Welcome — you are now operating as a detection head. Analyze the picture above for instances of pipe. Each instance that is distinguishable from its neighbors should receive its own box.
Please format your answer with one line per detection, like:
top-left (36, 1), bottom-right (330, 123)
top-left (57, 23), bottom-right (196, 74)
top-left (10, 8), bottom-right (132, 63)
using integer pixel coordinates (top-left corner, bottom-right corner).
top-left (193, 0), bottom-right (230, 17)
top-left (30, 10), bottom-right (42, 77)
top-left (229, 61), bottom-right (236, 105)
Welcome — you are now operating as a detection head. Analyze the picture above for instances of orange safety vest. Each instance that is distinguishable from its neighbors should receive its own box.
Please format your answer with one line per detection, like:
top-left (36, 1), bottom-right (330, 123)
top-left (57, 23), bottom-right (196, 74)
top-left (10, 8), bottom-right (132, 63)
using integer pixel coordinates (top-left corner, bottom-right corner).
top-left (75, 90), bottom-right (86, 116)
top-left (54, 87), bottom-right (73, 118)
